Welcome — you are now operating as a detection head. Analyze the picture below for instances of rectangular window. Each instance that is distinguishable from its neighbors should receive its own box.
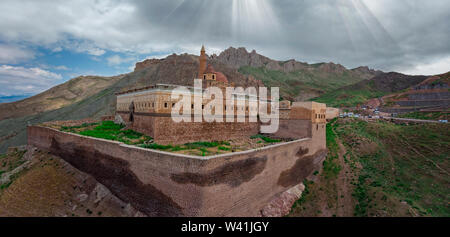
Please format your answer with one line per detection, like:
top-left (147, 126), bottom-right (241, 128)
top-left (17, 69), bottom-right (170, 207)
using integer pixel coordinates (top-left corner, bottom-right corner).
top-left (164, 103), bottom-right (168, 108)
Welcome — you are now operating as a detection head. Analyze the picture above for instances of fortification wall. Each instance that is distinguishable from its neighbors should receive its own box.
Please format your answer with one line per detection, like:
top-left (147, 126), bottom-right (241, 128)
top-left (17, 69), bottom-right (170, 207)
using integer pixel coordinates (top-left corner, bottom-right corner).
top-left (273, 119), bottom-right (311, 139)
top-left (118, 112), bottom-right (259, 145)
top-left (119, 112), bottom-right (156, 138)
top-left (27, 125), bottom-right (326, 217)
top-left (326, 107), bottom-right (340, 120)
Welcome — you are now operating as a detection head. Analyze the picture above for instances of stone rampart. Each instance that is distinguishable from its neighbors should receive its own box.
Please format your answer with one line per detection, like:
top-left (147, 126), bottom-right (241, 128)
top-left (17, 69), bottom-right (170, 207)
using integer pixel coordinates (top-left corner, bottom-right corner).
top-left (27, 125), bottom-right (326, 217)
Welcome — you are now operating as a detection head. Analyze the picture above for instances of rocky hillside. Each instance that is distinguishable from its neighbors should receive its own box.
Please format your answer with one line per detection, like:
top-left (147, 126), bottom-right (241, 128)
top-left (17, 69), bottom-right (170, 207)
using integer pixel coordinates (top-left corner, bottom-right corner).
top-left (131, 53), bottom-right (263, 91)
top-left (213, 47), bottom-right (381, 101)
top-left (380, 72), bottom-right (450, 113)
top-left (0, 75), bottom-right (124, 121)
top-left (312, 72), bottom-right (429, 107)
top-left (289, 119), bottom-right (450, 217)
top-left (214, 47), bottom-right (378, 76)
top-left (0, 146), bottom-right (144, 217)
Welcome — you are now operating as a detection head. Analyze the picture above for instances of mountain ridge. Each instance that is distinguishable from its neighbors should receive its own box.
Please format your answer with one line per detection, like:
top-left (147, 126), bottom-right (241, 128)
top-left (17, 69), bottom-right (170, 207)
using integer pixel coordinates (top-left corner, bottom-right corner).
top-left (213, 46), bottom-right (383, 76)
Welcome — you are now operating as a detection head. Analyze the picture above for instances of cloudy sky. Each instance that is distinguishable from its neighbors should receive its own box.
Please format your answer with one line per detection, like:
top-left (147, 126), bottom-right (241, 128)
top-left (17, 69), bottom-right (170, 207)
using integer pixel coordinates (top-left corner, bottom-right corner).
top-left (0, 0), bottom-right (449, 98)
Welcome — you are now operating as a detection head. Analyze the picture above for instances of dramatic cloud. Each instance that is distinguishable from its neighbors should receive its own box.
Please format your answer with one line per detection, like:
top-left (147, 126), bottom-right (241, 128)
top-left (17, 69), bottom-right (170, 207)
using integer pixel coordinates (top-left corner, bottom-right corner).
top-left (0, 0), bottom-right (448, 75)
top-left (0, 65), bottom-right (62, 96)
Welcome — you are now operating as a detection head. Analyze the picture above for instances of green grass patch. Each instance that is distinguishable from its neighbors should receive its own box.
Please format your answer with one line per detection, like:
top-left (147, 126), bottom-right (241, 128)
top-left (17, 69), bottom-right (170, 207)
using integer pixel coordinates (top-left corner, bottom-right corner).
top-left (291, 180), bottom-right (314, 210)
top-left (61, 122), bottom-right (99, 133)
top-left (251, 134), bottom-right (281, 143)
top-left (336, 119), bottom-right (450, 216)
top-left (312, 88), bottom-right (386, 107)
top-left (398, 111), bottom-right (448, 120)
top-left (62, 121), bottom-right (152, 145)
top-left (218, 146), bottom-right (231, 151)
top-left (238, 65), bottom-right (366, 100)
top-left (139, 143), bottom-right (173, 150)
top-left (322, 118), bottom-right (342, 179)
top-left (138, 140), bottom-right (233, 156)
top-left (0, 181), bottom-right (12, 190)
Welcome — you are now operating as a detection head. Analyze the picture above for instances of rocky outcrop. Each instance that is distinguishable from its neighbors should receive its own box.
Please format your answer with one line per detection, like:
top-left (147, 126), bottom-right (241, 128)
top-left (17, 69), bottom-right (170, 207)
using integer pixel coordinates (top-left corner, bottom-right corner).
top-left (277, 60), bottom-right (309, 72)
top-left (213, 47), bottom-right (273, 69)
top-left (318, 62), bottom-right (347, 74)
top-left (352, 66), bottom-right (383, 78)
top-left (0, 146), bottom-right (35, 186)
top-left (114, 114), bottom-right (125, 126)
top-left (260, 183), bottom-right (305, 217)
top-left (134, 58), bottom-right (161, 72)
top-left (214, 47), bottom-right (310, 73)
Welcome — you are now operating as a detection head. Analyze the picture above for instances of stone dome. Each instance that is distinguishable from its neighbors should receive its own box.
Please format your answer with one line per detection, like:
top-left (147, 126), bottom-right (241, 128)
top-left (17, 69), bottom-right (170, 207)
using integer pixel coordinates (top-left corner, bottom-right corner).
top-left (204, 64), bottom-right (228, 83)
top-left (215, 71), bottom-right (228, 83)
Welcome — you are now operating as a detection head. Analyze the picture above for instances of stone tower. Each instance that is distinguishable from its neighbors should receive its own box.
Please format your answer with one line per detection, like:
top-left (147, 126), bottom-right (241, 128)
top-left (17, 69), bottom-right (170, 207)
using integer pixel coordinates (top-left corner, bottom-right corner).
top-left (198, 45), bottom-right (207, 79)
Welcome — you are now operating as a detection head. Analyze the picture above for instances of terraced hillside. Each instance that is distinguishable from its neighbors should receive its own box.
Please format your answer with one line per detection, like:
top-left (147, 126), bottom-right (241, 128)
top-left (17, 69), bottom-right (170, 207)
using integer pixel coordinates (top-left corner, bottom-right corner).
top-left (381, 72), bottom-right (450, 114)
top-left (290, 118), bottom-right (449, 217)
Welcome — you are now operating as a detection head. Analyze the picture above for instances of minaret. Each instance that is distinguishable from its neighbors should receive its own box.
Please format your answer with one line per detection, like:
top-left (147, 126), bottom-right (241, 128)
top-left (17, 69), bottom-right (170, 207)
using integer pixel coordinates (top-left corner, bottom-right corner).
top-left (198, 45), bottom-right (207, 79)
